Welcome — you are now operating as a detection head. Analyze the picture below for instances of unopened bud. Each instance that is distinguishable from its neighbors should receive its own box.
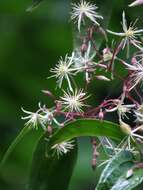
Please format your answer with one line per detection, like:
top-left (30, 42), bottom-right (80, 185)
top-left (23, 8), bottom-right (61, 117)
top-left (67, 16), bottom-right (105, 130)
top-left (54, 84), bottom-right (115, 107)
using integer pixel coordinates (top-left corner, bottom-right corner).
top-left (126, 169), bottom-right (133, 179)
top-left (119, 120), bottom-right (131, 135)
top-left (55, 101), bottom-right (62, 112)
top-left (103, 48), bottom-right (113, 62)
top-left (131, 57), bottom-right (137, 65)
top-left (98, 109), bottom-right (104, 120)
top-left (42, 90), bottom-right (55, 99)
top-left (92, 158), bottom-right (97, 170)
top-left (138, 105), bottom-right (143, 114)
top-left (129, 0), bottom-right (143, 7)
top-left (95, 75), bottom-right (110, 82)
top-left (47, 125), bottom-right (53, 135)
top-left (80, 43), bottom-right (88, 53)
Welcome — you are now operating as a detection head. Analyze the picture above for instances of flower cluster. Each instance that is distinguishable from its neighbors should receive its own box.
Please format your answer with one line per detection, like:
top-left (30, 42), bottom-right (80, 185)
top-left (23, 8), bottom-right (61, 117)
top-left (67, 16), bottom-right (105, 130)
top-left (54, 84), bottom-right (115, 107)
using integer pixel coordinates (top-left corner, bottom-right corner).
top-left (22, 0), bottom-right (143, 158)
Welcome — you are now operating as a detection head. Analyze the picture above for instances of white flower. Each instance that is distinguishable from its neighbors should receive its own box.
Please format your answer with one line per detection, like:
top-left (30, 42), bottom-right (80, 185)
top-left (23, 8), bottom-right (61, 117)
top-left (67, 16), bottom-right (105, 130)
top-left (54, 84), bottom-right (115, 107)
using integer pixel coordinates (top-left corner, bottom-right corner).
top-left (120, 119), bottom-right (143, 143)
top-left (21, 103), bottom-right (63, 130)
top-left (71, 0), bottom-right (103, 32)
top-left (38, 103), bottom-right (63, 129)
top-left (134, 104), bottom-right (143, 123)
top-left (74, 42), bottom-right (96, 81)
top-left (50, 53), bottom-right (78, 92)
top-left (123, 61), bottom-right (143, 90)
top-left (74, 42), bottom-right (96, 67)
top-left (134, 110), bottom-right (143, 123)
top-left (102, 48), bottom-right (113, 62)
top-left (21, 108), bottom-right (40, 129)
top-left (105, 99), bottom-right (135, 119)
top-left (51, 140), bottom-right (75, 158)
top-left (107, 11), bottom-right (143, 53)
top-left (60, 89), bottom-right (89, 113)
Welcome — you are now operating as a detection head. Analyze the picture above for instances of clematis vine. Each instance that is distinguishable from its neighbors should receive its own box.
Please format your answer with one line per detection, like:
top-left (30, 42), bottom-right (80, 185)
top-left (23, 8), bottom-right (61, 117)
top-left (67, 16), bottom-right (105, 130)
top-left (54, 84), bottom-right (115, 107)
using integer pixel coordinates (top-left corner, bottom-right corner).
top-left (22, 0), bottom-right (143, 164)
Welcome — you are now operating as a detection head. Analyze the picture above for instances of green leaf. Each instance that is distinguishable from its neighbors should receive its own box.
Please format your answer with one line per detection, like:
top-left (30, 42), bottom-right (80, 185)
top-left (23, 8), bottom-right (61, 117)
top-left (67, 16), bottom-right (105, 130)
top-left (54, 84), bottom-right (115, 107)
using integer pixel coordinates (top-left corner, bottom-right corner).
top-left (26, 0), bottom-right (43, 12)
top-left (28, 133), bottom-right (78, 190)
top-left (48, 119), bottom-right (125, 148)
top-left (96, 151), bottom-right (135, 190)
top-left (110, 167), bottom-right (143, 190)
top-left (0, 126), bottom-right (31, 171)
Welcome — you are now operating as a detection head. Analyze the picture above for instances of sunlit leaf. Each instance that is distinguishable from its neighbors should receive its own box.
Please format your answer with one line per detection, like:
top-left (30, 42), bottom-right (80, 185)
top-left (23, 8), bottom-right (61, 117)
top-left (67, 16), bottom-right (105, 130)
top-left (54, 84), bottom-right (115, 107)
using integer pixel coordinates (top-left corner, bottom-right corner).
top-left (110, 166), bottom-right (143, 190)
top-left (48, 119), bottom-right (125, 148)
top-left (96, 150), bottom-right (135, 190)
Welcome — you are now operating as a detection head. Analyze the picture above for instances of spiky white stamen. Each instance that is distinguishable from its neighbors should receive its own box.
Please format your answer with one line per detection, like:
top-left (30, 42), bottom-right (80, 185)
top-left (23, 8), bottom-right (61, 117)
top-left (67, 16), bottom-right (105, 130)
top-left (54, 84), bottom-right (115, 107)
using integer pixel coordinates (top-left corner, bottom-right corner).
top-left (50, 53), bottom-right (78, 92)
top-left (51, 140), bottom-right (75, 158)
top-left (71, 0), bottom-right (103, 32)
top-left (22, 103), bottom-right (62, 130)
top-left (60, 89), bottom-right (89, 113)
top-left (21, 108), bottom-right (40, 129)
top-left (123, 60), bottom-right (143, 90)
top-left (74, 42), bottom-right (96, 81)
top-left (107, 11), bottom-right (143, 52)
top-left (134, 104), bottom-right (143, 123)
top-left (106, 99), bottom-right (135, 120)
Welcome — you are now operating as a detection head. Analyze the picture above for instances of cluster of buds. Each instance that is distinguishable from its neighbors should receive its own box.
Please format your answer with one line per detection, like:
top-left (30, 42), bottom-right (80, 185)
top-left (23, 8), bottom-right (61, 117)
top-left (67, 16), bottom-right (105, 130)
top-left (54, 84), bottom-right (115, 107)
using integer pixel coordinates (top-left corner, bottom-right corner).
top-left (22, 0), bottom-right (143, 157)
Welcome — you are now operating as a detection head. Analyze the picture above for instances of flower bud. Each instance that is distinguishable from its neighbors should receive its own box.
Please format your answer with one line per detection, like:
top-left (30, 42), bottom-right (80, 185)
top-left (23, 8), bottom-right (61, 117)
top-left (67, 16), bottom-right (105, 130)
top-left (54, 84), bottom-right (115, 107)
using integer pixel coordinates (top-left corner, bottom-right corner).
top-left (103, 48), bottom-right (113, 62)
top-left (95, 75), bottom-right (110, 81)
top-left (98, 109), bottom-right (104, 120)
top-left (129, 0), bottom-right (143, 7)
top-left (131, 57), bottom-right (137, 65)
top-left (126, 169), bottom-right (133, 179)
top-left (119, 120), bottom-right (131, 135)
top-left (47, 125), bottom-right (53, 135)
top-left (80, 43), bottom-right (88, 53)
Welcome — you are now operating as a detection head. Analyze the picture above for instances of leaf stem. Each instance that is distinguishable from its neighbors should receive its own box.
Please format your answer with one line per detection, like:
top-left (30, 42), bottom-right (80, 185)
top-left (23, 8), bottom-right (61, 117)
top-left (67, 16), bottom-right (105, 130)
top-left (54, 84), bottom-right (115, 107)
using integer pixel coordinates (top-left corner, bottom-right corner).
top-left (0, 126), bottom-right (31, 171)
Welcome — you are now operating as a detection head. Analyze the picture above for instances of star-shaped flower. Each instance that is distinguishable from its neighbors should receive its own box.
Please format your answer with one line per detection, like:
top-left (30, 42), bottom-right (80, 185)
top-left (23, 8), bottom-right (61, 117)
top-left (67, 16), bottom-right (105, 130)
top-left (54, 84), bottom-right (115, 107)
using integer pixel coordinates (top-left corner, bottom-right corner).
top-left (51, 140), bottom-right (75, 158)
top-left (107, 11), bottom-right (143, 56)
top-left (71, 0), bottom-right (103, 32)
top-left (60, 89), bottom-right (89, 113)
top-left (50, 53), bottom-right (78, 92)
top-left (123, 60), bottom-right (143, 90)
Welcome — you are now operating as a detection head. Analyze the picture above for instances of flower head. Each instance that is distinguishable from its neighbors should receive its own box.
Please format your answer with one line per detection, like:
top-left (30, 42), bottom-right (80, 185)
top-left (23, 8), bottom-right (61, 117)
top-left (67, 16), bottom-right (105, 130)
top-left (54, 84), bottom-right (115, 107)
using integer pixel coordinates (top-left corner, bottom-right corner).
top-left (105, 97), bottom-right (135, 120)
top-left (21, 103), bottom-right (62, 130)
top-left (60, 89), bottom-right (89, 113)
top-left (134, 104), bottom-right (143, 123)
top-left (51, 140), bottom-right (75, 158)
top-left (71, 0), bottom-right (103, 32)
top-left (129, 0), bottom-right (143, 7)
top-left (38, 103), bottom-right (63, 129)
top-left (103, 48), bottom-right (113, 62)
top-left (74, 42), bottom-right (96, 82)
top-left (107, 12), bottom-right (143, 54)
top-left (74, 42), bottom-right (96, 68)
top-left (123, 60), bottom-right (143, 90)
top-left (120, 120), bottom-right (143, 141)
top-left (50, 53), bottom-right (77, 92)
top-left (21, 108), bottom-right (40, 129)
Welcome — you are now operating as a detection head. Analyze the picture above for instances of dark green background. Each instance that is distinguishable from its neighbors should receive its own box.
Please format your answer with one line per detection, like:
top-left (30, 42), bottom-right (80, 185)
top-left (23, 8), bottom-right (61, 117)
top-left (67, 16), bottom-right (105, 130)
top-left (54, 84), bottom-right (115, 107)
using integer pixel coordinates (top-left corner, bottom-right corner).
top-left (0, 0), bottom-right (143, 189)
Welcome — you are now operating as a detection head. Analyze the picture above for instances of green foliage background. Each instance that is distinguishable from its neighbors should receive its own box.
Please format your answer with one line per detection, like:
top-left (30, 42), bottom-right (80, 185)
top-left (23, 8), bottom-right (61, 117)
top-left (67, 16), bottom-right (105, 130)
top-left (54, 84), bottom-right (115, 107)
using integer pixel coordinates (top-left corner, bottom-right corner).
top-left (0, 0), bottom-right (143, 189)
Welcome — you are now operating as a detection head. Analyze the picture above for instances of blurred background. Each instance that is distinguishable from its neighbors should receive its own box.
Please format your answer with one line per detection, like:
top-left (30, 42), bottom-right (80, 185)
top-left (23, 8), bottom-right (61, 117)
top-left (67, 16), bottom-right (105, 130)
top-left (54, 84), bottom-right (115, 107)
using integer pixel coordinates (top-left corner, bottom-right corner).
top-left (0, 0), bottom-right (143, 189)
